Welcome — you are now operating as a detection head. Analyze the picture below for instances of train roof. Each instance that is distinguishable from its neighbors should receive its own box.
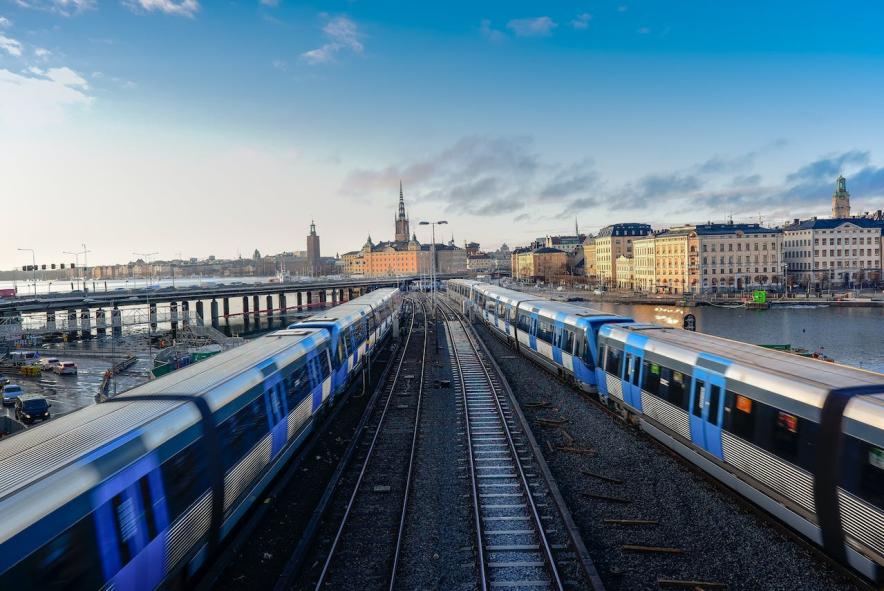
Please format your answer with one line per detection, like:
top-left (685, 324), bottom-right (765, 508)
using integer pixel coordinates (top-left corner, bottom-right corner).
top-left (296, 288), bottom-right (398, 327)
top-left (0, 328), bottom-right (327, 505)
top-left (602, 323), bottom-right (884, 410)
top-left (521, 299), bottom-right (628, 323)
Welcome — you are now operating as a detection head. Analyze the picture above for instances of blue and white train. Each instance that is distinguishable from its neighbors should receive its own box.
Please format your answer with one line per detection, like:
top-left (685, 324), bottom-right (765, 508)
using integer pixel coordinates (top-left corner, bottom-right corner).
top-left (0, 288), bottom-right (400, 590)
top-left (448, 279), bottom-right (884, 582)
top-left (446, 279), bottom-right (632, 392)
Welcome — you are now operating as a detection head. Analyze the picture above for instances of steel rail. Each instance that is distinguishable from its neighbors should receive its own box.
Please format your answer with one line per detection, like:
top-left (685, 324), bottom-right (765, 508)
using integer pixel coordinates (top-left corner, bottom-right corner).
top-left (441, 297), bottom-right (564, 591)
top-left (388, 297), bottom-right (429, 590)
top-left (313, 296), bottom-right (427, 590)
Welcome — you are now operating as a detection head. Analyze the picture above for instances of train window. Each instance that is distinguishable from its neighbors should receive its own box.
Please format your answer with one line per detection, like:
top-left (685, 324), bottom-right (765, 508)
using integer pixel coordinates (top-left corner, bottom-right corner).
top-left (562, 329), bottom-right (575, 354)
top-left (771, 410), bottom-right (800, 464)
top-left (707, 385), bottom-right (722, 425)
top-left (285, 359), bottom-right (310, 408)
top-left (605, 347), bottom-right (623, 377)
top-left (723, 390), bottom-right (755, 440)
top-left (537, 319), bottom-right (554, 343)
top-left (665, 369), bottom-right (690, 410)
top-left (161, 442), bottom-right (207, 520)
top-left (578, 335), bottom-right (589, 364)
top-left (5, 515), bottom-right (104, 590)
top-left (138, 477), bottom-right (158, 541)
top-left (219, 396), bottom-right (269, 471)
top-left (840, 437), bottom-right (884, 510)
top-left (597, 344), bottom-right (606, 369)
top-left (111, 494), bottom-right (135, 566)
top-left (641, 361), bottom-right (661, 396)
top-left (692, 380), bottom-right (705, 418)
top-left (516, 312), bottom-right (531, 332)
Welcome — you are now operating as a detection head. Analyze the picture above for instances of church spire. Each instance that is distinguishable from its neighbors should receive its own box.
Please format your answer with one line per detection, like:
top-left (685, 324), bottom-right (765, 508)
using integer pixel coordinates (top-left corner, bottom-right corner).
top-left (395, 181), bottom-right (410, 242)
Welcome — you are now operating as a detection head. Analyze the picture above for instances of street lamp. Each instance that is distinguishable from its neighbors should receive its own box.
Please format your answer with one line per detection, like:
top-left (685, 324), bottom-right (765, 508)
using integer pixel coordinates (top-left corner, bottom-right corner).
top-left (17, 248), bottom-right (37, 296)
top-left (419, 220), bottom-right (448, 316)
top-left (134, 251), bottom-right (159, 286)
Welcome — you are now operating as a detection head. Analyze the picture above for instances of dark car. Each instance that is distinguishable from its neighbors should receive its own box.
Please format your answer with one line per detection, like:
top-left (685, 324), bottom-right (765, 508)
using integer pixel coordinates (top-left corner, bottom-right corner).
top-left (14, 394), bottom-right (51, 424)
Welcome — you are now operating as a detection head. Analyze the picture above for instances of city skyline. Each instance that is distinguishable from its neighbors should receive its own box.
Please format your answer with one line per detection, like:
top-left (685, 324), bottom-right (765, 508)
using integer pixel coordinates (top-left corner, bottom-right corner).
top-left (3, 1), bottom-right (884, 268)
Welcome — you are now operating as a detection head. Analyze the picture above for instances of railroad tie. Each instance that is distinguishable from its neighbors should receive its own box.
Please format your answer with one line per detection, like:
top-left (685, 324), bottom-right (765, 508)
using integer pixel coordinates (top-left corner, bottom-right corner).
top-left (581, 469), bottom-right (624, 485)
top-left (657, 578), bottom-right (727, 590)
top-left (621, 544), bottom-right (683, 554)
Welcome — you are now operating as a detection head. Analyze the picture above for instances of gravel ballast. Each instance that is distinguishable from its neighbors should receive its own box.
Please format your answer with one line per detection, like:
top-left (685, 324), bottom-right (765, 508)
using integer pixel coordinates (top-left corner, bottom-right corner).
top-left (475, 322), bottom-right (861, 591)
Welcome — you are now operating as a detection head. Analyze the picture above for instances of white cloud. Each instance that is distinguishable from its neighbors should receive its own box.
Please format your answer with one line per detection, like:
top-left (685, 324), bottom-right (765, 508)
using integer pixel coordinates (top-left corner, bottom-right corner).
top-left (13, 0), bottom-right (95, 15)
top-left (0, 33), bottom-right (22, 56)
top-left (506, 17), bottom-right (557, 38)
top-left (480, 19), bottom-right (505, 43)
top-left (0, 66), bottom-right (92, 127)
top-left (301, 15), bottom-right (363, 65)
top-left (0, 16), bottom-right (11, 28)
top-left (34, 47), bottom-right (51, 59)
top-left (125, 0), bottom-right (200, 17)
top-left (571, 13), bottom-right (591, 30)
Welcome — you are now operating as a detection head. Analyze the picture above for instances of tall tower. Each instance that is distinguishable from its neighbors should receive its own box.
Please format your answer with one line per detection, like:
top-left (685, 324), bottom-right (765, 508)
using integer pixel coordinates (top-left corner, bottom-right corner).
top-left (394, 180), bottom-right (410, 242)
top-left (307, 219), bottom-right (321, 276)
top-left (832, 175), bottom-right (851, 218)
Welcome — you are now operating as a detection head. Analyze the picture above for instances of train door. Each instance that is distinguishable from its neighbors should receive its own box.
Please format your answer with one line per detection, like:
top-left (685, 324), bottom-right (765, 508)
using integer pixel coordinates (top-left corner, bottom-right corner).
top-left (621, 344), bottom-right (644, 411)
top-left (93, 454), bottom-right (170, 591)
top-left (528, 311), bottom-right (538, 351)
top-left (689, 367), bottom-right (725, 459)
top-left (262, 372), bottom-right (289, 457)
top-left (551, 322), bottom-right (563, 365)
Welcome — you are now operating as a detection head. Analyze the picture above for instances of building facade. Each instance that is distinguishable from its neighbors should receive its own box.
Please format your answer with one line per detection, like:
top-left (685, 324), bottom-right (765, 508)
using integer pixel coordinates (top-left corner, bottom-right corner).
top-left (306, 220), bottom-right (320, 276)
top-left (512, 247), bottom-right (568, 282)
top-left (783, 218), bottom-right (883, 288)
top-left (695, 223), bottom-right (783, 292)
top-left (615, 255), bottom-right (634, 290)
top-left (595, 223), bottom-right (652, 286)
top-left (582, 237), bottom-right (596, 280)
top-left (632, 235), bottom-right (656, 292)
top-left (654, 228), bottom-right (690, 294)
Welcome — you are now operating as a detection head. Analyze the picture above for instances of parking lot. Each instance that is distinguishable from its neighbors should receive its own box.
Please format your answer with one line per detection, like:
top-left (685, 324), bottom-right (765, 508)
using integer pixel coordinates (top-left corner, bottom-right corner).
top-left (1, 339), bottom-right (153, 426)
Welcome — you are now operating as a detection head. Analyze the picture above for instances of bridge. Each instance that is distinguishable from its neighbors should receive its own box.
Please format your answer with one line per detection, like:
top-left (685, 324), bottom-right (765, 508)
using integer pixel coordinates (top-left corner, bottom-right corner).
top-left (0, 274), bottom-right (465, 341)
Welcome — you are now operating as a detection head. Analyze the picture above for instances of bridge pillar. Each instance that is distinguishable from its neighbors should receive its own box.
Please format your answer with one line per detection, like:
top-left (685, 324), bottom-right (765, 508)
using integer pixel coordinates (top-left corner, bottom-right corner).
top-left (80, 309), bottom-right (92, 339)
top-left (96, 309), bottom-right (107, 337)
top-left (320, 290), bottom-right (327, 308)
top-left (112, 306), bottom-right (122, 338)
top-left (266, 295), bottom-right (274, 327)
top-left (348, 288), bottom-right (354, 301)
top-left (210, 300), bottom-right (219, 329)
top-left (279, 293), bottom-right (287, 325)
top-left (149, 303), bottom-right (157, 333)
top-left (306, 291), bottom-right (312, 311)
top-left (170, 302), bottom-right (178, 336)
top-left (338, 288), bottom-right (344, 303)
top-left (252, 294), bottom-right (260, 326)
top-left (331, 289), bottom-right (338, 306)
top-left (297, 291), bottom-right (303, 312)
top-left (223, 298), bottom-right (230, 334)
top-left (46, 311), bottom-right (56, 333)
top-left (182, 301), bottom-right (190, 326)
top-left (242, 296), bottom-right (250, 331)
top-left (67, 309), bottom-right (78, 340)
top-left (194, 301), bottom-right (203, 326)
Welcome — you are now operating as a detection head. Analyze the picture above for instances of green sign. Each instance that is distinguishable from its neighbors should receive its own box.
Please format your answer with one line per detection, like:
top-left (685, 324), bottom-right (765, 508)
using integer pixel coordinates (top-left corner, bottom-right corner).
top-left (752, 290), bottom-right (767, 304)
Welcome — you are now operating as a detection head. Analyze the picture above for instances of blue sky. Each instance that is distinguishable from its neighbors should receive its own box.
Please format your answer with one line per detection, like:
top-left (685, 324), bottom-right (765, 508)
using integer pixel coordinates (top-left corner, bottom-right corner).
top-left (2, 1), bottom-right (884, 267)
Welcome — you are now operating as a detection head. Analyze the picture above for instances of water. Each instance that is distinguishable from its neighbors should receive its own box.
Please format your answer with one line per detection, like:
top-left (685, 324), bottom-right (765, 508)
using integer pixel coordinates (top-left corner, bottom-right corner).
top-left (585, 301), bottom-right (884, 374)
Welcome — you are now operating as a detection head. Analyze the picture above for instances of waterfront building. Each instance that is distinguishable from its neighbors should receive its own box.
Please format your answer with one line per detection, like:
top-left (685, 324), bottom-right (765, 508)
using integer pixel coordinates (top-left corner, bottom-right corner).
top-left (511, 247), bottom-right (568, 282)
top-left (306, 220), bottom-right (321, 276)
top-left (340, 183), bottom-right (468, 277)
top-left (694, 222), bottom-right (783, 292)
top-left (783, 218), bottom-right (883, 288)
top-left (632, 235), bottom-right (657, 292)
top-left (582, 237), bottom-right (596, 280)
top-left (594, 223), bottom-right (652, 287)
top-left (467, 252), bottom-right (494, 273)
top-left (784, 177), bottom-right (884, 288)
top-left (652, 228), bottom-right (690, 294)
top-left (615, 255), bottom-right (634, 290)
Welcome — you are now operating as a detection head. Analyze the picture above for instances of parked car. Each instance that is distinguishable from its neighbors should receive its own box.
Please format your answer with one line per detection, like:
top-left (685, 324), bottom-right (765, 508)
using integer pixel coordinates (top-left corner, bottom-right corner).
top-left (0, 374), bottom-right (9, 387)
top-left (8, 351), bottom-right (39, 366)
top-left (39, 357), bottom-right (61, 370)
top-left (53, 361), bottom-right (78, 376)
top-left (14, 394), bottom-right (51, 424)
top-left (2, 384), bottom-right (24, 406)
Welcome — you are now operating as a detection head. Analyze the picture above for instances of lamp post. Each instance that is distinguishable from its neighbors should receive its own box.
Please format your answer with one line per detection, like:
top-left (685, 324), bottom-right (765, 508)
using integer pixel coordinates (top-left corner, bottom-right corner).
top-left (419, 220), bottom-right (447, 317)
top-left (17, 248), bottom-right (37, 296)
top-left (133, 251), bottom-right (159, 286)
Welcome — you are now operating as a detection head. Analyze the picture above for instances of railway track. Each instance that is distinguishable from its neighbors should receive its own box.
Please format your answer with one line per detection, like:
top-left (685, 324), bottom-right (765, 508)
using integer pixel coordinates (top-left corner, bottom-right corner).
top-left (309, 296), bottom-right (429, 590)
top-left (439, 299), bottom-right (603, 591)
